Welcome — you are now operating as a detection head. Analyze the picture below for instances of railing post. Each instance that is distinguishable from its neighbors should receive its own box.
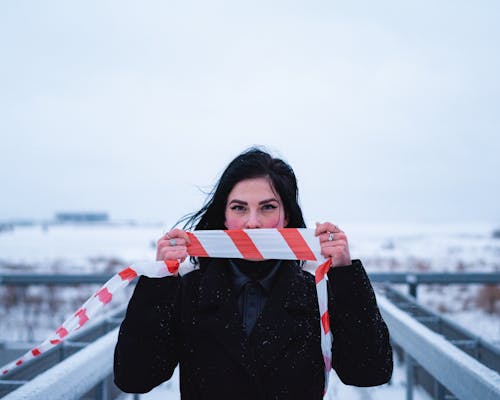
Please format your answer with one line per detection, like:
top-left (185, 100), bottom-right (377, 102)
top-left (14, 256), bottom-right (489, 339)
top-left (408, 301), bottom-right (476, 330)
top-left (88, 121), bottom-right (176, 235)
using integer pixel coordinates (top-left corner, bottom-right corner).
top-left (405, 352), bottom-right (414, 400)
top-left (94, 375), bottom-right (109, 400)
top-left (434, 380), bottom-right (445, 400)
top-left (406, 274), bottom-right (418, 298)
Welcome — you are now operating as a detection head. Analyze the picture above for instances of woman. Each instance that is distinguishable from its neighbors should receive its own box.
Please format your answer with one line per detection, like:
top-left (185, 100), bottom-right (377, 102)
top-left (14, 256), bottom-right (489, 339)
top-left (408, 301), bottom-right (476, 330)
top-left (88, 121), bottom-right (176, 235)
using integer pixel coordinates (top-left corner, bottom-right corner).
top-left (114, 147), bottom-right (393, 399)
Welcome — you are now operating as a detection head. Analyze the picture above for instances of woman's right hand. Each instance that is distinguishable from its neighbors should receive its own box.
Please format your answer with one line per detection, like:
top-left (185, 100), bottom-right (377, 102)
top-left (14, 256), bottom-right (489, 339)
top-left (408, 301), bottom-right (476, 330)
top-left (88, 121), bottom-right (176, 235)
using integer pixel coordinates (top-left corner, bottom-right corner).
top-left (156, 228), bottom-right (191, 262)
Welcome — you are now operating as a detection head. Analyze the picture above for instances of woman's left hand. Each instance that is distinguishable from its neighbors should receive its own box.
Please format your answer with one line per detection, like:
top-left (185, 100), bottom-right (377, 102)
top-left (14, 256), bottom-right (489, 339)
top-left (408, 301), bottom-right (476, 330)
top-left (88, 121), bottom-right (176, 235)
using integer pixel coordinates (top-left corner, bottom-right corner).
top-left (315, 221), bottom-right (351, 268)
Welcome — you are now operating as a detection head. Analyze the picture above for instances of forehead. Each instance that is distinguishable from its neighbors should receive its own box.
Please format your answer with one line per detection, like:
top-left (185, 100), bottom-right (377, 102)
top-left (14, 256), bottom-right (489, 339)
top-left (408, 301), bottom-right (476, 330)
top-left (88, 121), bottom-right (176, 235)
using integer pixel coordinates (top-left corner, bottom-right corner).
top-left (228, 177), bottom-right (279, 199)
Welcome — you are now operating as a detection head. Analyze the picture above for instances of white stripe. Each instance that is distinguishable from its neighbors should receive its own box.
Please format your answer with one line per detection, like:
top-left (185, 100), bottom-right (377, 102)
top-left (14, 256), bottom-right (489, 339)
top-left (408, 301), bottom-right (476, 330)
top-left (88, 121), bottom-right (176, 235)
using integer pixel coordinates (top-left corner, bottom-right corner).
top-left (244, 229), bottom-right (297, 259)
top-left (195, 230), bottom-right (243, 258)
top-left (105, 275), bottom-right (125, 293)
top-left (86, 298), bottom-right (102, 318)
top-left (302, 260), bottom-right (318, 275)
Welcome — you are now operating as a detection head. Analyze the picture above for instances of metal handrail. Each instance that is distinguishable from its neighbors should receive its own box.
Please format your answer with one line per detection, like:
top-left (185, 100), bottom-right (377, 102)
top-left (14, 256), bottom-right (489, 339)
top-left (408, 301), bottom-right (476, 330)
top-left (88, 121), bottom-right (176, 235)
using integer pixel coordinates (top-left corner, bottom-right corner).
top-left (378, 296), bottom-right (500, 400)
top-left (2, 328), bottom-right (118, 400)
top-left (1, 274), bottom-right (499, 399)
top-left (1, 272), bottom-right (499, 285)
top-left (382, 285), bottom-right (500, 373)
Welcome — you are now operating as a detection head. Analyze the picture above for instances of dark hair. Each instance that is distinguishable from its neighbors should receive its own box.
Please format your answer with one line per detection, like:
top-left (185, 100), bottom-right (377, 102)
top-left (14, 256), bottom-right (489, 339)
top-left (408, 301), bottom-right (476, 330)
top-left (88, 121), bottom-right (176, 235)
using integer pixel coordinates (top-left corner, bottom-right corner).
top-left (179, 147), bottom-right (306, 231)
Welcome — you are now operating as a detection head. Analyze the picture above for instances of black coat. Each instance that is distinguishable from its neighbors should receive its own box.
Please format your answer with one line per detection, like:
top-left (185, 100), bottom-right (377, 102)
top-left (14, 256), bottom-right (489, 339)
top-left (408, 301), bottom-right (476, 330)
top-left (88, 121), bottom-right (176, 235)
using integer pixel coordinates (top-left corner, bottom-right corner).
top-left (114, 259), bottom-right (393, 399)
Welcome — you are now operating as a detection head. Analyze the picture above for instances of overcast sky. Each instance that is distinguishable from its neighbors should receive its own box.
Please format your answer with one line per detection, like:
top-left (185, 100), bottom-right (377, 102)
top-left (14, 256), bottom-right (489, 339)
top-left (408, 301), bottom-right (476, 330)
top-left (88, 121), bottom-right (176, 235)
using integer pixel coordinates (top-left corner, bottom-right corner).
top-left (1, 1), bottom-right (499, 226)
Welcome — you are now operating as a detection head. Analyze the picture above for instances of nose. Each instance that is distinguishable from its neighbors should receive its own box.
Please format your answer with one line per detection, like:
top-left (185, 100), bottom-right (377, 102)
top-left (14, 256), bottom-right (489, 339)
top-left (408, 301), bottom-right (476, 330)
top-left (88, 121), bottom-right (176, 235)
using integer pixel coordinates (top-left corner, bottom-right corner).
top-left (245, 211), bottom-right (261, 229)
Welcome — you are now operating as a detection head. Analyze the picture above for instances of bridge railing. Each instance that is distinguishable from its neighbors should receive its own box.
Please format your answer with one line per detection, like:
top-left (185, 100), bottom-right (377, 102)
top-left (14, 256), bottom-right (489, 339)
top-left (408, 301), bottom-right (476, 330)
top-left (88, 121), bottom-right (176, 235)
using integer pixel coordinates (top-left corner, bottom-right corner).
top-left (3, 293), bottom-right (499, 400)
top-left (2, 271), bottom-right (499, 297)
top-left (1, 272), bottom-right (499, 399)
top-left (1, 328), bottom-right (119, 400)
top-left (378, 296), bottom-right (500, 400)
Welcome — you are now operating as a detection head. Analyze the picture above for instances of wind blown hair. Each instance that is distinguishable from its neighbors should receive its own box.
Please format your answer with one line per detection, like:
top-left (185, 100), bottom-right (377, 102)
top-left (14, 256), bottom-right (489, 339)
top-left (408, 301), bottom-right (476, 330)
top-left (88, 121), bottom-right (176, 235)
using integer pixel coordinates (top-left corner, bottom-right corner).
top-left (178, 147), bottom-right (306, 232)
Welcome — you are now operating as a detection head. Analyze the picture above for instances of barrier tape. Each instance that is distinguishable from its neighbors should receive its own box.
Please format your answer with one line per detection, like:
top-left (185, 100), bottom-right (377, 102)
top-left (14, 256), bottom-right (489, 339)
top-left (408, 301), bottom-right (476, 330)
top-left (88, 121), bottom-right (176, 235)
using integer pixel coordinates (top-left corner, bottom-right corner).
top-left (0, 228), bottom-right (333, 392)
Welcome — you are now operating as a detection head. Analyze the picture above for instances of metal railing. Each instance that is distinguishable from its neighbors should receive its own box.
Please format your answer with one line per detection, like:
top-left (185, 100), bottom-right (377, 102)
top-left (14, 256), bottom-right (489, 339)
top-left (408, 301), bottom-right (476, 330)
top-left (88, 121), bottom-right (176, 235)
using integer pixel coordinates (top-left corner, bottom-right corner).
top-left (3, 292), bottom-right (499, 400)
top-left (1, 272), bottom-right (499, 399)
top-left (0, 305), bottom-right (127, 399)
top-left (369, 272), bottom-right (500, 298)
top-left (2, 271), bottom-right (499, 290)
top-left (381, 286), bottom-right (500, 373)
top-left (378, 296), bottom-right (500, 400)
top-left (1, 329), bottom-right (119, 400)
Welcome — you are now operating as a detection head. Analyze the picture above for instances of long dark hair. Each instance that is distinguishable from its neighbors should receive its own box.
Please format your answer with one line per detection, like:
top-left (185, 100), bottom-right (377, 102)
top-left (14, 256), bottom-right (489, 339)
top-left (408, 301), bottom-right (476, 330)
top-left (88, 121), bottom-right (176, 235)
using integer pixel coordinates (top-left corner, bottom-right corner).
top-left (179, 147), bottom-right (306, 232)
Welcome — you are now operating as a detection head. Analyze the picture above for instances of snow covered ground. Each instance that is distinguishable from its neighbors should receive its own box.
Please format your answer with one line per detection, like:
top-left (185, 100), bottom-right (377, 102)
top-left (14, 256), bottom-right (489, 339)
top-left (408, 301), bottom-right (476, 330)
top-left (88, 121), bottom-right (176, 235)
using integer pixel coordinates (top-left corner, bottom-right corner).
top-left (0, 221), bottom-right (498, 398)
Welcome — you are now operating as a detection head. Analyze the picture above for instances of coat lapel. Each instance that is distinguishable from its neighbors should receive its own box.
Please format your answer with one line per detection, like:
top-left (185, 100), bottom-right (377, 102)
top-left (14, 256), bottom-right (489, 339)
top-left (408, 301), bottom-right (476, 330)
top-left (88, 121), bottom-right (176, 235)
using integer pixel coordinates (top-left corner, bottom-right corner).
top-left (196, 259), bottom-right (256, 375)
top-left (250, 261), bottom-right (320, 365)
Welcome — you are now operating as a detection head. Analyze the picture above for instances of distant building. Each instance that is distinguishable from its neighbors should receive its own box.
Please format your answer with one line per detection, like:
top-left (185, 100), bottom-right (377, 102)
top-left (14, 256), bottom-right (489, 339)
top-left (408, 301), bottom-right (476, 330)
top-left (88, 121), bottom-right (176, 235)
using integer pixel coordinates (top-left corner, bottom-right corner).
top-left (55, 212), bottom-right (109, 223)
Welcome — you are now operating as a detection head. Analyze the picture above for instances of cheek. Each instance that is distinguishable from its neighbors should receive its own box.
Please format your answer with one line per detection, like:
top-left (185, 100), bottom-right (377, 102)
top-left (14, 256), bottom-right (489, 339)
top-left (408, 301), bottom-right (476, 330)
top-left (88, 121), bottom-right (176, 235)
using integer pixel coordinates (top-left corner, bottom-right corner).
top-left (262, 212), bottom-right (286, 229)
top-left (224, 212), bottom-right (241, 230)
top-left (269, 205), bottom-right (287, 229)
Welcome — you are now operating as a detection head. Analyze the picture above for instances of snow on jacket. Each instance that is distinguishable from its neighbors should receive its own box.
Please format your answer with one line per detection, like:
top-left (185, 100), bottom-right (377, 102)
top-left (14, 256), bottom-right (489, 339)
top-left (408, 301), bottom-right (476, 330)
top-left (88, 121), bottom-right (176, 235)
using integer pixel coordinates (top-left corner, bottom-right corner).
top-left (114, 259), bottom-right (393, 399)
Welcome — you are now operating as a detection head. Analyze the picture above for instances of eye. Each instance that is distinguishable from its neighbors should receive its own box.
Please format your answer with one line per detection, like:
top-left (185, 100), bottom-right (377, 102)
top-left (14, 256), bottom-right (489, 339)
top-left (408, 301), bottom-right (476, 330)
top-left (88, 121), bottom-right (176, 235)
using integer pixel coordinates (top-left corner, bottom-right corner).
top-left (261, 203), bottom-right (278, 211)
top-left (230, 205), bottom-right (246, 212)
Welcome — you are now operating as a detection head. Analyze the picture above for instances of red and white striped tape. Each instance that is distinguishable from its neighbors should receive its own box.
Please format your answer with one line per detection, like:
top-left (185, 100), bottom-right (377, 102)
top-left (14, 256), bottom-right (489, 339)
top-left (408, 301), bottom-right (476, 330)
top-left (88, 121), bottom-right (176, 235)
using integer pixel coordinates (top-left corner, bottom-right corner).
top-left (1, 228), bottom-right (333, 391)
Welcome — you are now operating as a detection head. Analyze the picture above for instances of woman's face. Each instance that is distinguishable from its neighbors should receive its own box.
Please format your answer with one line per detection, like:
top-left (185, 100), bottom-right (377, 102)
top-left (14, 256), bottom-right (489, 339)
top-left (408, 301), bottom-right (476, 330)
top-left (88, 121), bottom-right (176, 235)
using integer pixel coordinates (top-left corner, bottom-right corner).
top-left (224, 177), bottom-right (288, 230)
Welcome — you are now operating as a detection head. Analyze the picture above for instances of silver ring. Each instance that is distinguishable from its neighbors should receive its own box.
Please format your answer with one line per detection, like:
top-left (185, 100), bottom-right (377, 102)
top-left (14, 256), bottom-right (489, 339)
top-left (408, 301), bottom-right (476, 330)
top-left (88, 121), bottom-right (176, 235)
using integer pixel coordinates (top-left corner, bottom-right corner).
top-left (328, 232), bottom-right (334, 241)
top-left (169, 238), bottom-right (177, 247)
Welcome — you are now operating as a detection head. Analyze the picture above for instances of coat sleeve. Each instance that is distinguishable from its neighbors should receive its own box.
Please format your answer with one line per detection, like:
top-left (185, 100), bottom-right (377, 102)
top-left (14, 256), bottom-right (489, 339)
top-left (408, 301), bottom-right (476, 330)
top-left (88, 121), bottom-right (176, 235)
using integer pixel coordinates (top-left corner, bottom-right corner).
top-left (328, 259), bottom-right (393, 386)
top-left (114, 275), bottom-right (181, 393)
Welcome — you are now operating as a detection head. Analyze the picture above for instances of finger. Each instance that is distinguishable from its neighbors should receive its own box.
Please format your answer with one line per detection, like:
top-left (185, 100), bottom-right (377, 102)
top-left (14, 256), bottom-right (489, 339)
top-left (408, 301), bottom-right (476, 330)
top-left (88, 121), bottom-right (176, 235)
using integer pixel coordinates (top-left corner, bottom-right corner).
top-left (168, 228), bottom-right (191, 244)
top-left (321, 242), bottom-right (349, 253)
top-left (164, 237), bottom-right (190, 247)
top-left (157, 247), bottom-right (188, 261)
top-left (157, 234), bottom-right (191, 247)
top-left (315, 222), bottom-right (342, 236)
top-left (319, 231), bottom-right (347, 243)
top-left (158, 229), bottom-right (190, 245)
top-left (315, 222), bottom-right (330, 236)
top-left (320, 246), bottom-right (348, 260)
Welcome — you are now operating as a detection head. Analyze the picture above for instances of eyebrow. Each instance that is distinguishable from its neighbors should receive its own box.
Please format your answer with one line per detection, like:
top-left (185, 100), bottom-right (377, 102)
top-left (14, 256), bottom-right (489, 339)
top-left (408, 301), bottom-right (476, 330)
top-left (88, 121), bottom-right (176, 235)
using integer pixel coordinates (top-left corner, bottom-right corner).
top-left (228, 198), bottom-right (279, 205)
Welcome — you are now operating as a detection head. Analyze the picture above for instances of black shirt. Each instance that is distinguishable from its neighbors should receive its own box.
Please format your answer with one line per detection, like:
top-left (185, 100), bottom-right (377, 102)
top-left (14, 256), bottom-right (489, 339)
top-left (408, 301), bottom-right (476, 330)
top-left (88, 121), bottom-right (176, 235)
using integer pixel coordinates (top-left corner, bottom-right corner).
top-left (228, 259), bottom-right (282, 336)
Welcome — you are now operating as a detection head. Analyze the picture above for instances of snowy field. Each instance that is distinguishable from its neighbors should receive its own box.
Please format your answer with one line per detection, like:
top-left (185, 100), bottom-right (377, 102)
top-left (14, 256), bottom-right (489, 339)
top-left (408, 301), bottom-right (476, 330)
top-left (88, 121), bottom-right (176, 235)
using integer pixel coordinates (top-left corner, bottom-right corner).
top-left (0, 222), bottom-right (499, 399)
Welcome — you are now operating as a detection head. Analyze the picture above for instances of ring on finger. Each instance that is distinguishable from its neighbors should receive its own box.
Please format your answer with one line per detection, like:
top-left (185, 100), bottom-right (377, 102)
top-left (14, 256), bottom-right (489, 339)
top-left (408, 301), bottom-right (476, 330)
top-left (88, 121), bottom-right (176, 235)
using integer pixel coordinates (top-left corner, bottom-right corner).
top-left (169, 238), bottom-right (177, 247)
top-left (328, 232), bottom-right (334, 241)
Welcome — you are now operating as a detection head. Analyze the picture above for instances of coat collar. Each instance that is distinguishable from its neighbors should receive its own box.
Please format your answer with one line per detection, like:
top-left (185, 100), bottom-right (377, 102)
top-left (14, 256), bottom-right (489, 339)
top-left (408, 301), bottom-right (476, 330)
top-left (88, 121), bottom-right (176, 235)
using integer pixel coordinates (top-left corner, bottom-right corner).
top-left (197, 259), bottom-right (316, 314)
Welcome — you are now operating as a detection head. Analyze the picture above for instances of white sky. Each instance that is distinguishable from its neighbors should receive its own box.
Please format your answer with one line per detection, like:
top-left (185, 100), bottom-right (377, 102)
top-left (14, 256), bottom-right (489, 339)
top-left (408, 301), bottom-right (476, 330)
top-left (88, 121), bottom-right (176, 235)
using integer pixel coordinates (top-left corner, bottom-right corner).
top-left (1, 1), bottom-right (499, 226)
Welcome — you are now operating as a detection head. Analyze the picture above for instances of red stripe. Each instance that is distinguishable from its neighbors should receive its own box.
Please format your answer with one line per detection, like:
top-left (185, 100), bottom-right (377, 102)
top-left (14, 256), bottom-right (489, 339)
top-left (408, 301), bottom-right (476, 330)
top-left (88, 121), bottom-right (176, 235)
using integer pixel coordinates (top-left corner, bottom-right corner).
top-left (32, 348), bottom-right (41, 357)
top-left (56, 326), bottom-right (68, 339)
top-left (15, 360), bottom-right (23, 366)
top-left (118, 267), bottom-right (137, 281)
top-left (95, 287), bottom-right (112, 304)
top-left (225, 230), bottom-right (264, 259)
top-left (164, 259), bottom-right (180, 274)
top-left (278, 228), bottom-right (317, 261)
top-left (2, 370), bottom-right (9, 375)
top-left (186, 232), bottom-right (209, 257)
top-left (315, 259), bottom-right (332, 284)
top-left (321, 312), bottom-right (330, 334)
top-left (75, 308), bottom-right (89, 327)
top-left (50, 340), bottom-right (61, 345)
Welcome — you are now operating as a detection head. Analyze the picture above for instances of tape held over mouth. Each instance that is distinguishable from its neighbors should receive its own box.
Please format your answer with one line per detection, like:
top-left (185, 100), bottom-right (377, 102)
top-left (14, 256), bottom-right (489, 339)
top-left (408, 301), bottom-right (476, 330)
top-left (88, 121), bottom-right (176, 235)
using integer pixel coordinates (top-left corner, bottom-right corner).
top-left (0, 228), bottom-right (333, 392)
